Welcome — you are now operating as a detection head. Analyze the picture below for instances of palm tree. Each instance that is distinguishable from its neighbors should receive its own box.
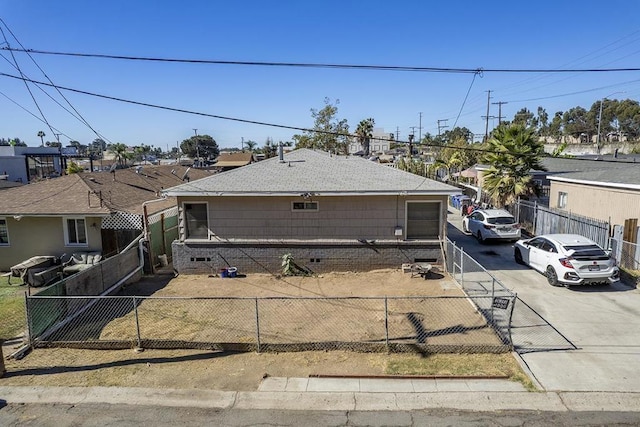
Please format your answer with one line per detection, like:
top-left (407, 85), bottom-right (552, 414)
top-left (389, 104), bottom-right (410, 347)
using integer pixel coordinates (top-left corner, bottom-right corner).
top-left (244, 140), bottom-right (257, 151)
top-left (37, 131), bottom-right (45, 146)
top-left (481, 124), bottom-right (546, 208)
top-left (355, 118), bottom-right (375, 156)
top-left (109, 143), bottom-right (130, 166)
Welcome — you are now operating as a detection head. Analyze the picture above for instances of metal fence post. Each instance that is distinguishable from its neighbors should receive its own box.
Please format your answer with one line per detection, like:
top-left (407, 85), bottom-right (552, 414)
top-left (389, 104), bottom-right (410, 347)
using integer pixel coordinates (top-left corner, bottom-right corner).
top-left (255, 298), bottom-right (261, 353)
top-left (460, 246), bottom-right (464, 287)
top-left (491, 277), bottom-right (495, 324)
top-left (23, 292), bottom-right (34, 348)
top-left (133, 296), bottom-right (142, 349)
top-left (384, 297), bottom-right (389, 351)
top-left (508, 294), bottom-right (517, 350)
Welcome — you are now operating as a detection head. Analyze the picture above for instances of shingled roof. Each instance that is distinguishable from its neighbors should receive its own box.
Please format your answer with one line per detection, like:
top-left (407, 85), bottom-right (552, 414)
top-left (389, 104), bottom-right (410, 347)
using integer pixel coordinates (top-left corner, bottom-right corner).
top-left (0, 165), bottom-right (212, 216)
top-left (164, 149), bottom-right (459, 196)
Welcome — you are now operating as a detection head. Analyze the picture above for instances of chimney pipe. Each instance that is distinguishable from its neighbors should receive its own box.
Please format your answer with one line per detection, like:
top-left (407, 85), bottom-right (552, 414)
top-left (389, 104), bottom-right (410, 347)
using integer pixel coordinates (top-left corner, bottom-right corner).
top-left (278, 142), bottom-right (284, 163)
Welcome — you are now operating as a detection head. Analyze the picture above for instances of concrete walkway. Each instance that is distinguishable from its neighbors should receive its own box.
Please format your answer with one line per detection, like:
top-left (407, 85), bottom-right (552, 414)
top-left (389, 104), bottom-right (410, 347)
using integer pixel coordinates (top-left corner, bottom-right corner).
top-left (2, 379), bottom-right (640, 412)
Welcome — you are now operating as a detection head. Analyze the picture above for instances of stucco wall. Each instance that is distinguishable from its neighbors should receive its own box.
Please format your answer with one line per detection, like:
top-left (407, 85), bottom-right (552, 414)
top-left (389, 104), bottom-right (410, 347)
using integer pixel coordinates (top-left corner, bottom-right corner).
top-left (177, 195), bottom-right (449, 242)
top-left (549, 181), bottom-right (640, 227)
top-left (0, 216), bottom-right (103, 271)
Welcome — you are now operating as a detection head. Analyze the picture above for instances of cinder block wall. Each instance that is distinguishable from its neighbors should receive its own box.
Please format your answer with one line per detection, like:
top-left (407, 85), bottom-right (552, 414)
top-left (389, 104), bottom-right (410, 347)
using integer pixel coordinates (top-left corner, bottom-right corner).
top-left (172, 241), bottom-right (443, 275)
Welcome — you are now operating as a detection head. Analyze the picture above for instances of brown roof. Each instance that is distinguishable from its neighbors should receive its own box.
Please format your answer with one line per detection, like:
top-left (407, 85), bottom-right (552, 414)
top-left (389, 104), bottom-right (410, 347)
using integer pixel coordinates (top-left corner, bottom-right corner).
top-left (214, 152), bottom-right (254, 167)
top-left (0, 165), bottom-right (212, 216)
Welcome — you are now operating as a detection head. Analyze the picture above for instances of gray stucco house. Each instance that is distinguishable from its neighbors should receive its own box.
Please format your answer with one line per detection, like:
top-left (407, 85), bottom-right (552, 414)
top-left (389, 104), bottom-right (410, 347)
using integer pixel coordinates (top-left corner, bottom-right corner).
top-left (163, 149), bottom-right (459, 274)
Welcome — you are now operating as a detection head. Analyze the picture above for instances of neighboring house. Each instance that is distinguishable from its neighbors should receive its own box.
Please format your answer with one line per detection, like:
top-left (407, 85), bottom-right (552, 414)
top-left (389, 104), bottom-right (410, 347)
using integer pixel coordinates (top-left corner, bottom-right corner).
top-left (163, 148), bottom-right (459, 274)
top-left (471, 157), bottom-right (640, 230)
top-left (348, 128), bottom-right (392, 155)
top-left (213, 152), bottom-right (255, 171)
top-left (0, 165), bottom-right (211, 272)
top-left (0, 145), bottom-right (63, 184)
top-left (548, 165), bottom-right (640, 227)
top-left (0, 175), bottom-right (23, 190)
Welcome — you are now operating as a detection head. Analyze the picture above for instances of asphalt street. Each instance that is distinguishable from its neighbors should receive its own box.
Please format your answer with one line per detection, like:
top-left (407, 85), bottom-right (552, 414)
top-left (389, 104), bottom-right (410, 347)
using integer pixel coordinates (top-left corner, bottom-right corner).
top-left (447, 209), bottom-right (640, 392)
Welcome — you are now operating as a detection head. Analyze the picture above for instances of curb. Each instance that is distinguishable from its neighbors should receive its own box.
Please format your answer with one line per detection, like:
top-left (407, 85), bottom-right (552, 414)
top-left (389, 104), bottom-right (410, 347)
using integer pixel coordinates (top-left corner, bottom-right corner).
top-left (1, 386), bottom-right (640, 412)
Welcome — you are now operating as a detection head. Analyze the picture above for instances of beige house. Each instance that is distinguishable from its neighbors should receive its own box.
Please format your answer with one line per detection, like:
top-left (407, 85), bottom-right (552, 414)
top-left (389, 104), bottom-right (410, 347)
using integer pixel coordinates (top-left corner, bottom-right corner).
top-left (164, 149), bottom-right (459, 274)
top-left (548, 165), bottom-right (640, 227)
top-left (0, 165), bottom-right (210, 272)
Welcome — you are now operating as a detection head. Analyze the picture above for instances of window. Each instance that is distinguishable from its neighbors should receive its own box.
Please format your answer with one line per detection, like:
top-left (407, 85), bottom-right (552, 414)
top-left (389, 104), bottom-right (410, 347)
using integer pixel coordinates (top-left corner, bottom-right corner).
top-left (292, 201), bottom-right (319, 211)
top-left (184, 203), bottom-right (208, 239)
top-left (406, 202), bottom-right (440, 239)
top-left (558, 192), bottom-right (568, 209)
top-left (0, 218), bottom-right (9, 245)
top-left (64, 217), bottom-right (87, 246)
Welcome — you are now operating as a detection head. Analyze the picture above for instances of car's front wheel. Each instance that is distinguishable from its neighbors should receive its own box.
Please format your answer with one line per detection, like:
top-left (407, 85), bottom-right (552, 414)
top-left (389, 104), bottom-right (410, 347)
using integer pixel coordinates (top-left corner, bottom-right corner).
top-left (514, 248), bottom-right (524, 265)
top-left (546, 266), bottom-right (560, 287)
top-left (476, 231), bottom-right (485, 244)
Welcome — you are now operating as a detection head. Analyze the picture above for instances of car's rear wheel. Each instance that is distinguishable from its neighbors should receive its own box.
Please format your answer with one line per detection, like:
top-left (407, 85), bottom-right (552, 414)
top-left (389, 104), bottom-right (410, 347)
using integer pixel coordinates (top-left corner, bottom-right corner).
top-left (546, 266), bottom-right (560, 286)
top-left (514, 248), bottom-right (524, 265)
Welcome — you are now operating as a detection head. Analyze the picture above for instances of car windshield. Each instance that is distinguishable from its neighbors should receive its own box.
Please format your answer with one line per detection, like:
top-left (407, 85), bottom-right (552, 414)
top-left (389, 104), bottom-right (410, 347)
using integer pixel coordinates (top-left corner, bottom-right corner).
top-left (563, 244), bottom-right (608, 259)
top-left (487, 217), bottom-right (515, 225)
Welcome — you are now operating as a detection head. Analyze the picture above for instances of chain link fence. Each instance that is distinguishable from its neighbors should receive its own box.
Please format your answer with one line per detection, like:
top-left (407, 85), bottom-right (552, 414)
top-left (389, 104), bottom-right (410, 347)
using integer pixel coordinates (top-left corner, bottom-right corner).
top-left (26, 293), bottom-right (513, 354)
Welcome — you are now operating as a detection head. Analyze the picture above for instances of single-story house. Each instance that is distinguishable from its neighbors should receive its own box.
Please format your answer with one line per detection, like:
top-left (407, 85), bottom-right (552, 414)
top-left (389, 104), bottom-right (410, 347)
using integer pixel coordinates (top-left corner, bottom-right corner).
top-left (163, 148), bottom-right (459, 274)
top-left (0, 165), bottom-right (211, 272)
top-left (548, 164), bottom-right (640, 227)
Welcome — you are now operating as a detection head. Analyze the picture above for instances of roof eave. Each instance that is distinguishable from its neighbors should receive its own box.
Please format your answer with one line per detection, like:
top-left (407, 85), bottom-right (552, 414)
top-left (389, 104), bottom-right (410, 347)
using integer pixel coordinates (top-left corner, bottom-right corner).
top-left (548, 175), bottom-right (640, 190)
top-left (164, 190), bottom-right (459, 197)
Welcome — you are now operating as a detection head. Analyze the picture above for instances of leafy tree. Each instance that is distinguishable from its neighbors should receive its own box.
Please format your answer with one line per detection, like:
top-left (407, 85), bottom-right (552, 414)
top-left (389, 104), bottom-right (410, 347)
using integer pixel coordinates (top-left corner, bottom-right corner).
top-left (481, 124), bottom-right (546, 208)
top-left (45, 141), bottom-right (62, 148)
top-left (66, 161), bottom-right (85, 174)
top-left (90, 138), bottom-right (107, 156)
top-left (512, 108), bottom-right (536, 129)
top-left (548, 111), bottom-right (563, 142)
top-left (355, 118), bottom-right (375, 156)
top-left (616, 99), bottom-right (640, 139)
top-left (180, 134), bottom-right (219, 161)
top-left (68, 140), bottom-right (88, 156)
top-left (244, 140), bottom-right (257, 151)
top-left (292, 98), bottom-right (350, 153)
top-left (37, 131), bottom-right (45, 146)
top-left (262, 138), bottom-right (277, 158)
top-left (562, 107), bottom-right (592, 139)
top-left (536, 107), bottom-right (549, 135)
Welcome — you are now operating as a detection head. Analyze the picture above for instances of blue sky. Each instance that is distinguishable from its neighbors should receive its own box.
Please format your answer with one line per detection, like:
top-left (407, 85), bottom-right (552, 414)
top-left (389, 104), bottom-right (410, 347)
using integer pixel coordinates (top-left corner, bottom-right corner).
top-left (2, 0), bottom-right (640, 150)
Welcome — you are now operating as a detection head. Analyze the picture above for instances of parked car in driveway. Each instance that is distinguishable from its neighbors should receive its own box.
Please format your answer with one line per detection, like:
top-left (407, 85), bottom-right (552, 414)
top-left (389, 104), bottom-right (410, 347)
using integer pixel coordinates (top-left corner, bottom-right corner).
top-left (462, 209), bottom-right (521, 243)
top-left (514, 234), bottom-right (620, 287)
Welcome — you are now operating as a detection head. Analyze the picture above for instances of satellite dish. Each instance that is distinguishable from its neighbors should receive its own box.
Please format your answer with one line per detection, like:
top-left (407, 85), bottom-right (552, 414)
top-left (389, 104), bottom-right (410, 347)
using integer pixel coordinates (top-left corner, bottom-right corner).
top-left (181, 167), bottom-right (191, 181)
top-left (109, 162), bottom-right (117, 173)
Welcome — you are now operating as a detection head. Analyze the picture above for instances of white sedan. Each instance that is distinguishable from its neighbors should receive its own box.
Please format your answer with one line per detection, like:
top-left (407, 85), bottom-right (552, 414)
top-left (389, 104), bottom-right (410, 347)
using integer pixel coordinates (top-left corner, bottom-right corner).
top-left (462, 209), bottom-right (521, 243)
top-left (514, 234), bottom-right (620, 287)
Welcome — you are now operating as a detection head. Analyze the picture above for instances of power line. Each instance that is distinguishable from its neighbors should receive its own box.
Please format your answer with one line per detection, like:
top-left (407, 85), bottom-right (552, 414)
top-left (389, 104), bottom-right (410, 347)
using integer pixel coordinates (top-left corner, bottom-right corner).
top-left (0, 71), bottom-right (537, 158)
top-left (0, 90), bottom-right (74, 141)
top-left (0, 18), bottom-right (112, 145)
top-left (4, 47), bottom-right (640, 73)
top-left (0, 28), bottom-right (55, 139)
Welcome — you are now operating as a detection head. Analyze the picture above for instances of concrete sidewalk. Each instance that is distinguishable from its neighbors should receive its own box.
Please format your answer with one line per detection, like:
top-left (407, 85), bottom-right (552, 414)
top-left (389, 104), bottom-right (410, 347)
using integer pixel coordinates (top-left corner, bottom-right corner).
top-left (1, 379), bottom-right (640, 412)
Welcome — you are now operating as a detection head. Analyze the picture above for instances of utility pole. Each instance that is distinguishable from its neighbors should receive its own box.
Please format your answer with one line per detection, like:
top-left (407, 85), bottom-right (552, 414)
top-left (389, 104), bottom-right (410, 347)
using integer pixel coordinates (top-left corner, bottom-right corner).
top-left (437, 119), bottom-right (449, 137)
top-left (396, 126), bottom-right (400, 142)
top-left (492, 101), bottom-right (507, 125)
top-left (241, 137), bottom-right (244, 151)
top-left (418, 112), bottom-right (423, 143)
top-left (484, 90), bottom-right (492, 142)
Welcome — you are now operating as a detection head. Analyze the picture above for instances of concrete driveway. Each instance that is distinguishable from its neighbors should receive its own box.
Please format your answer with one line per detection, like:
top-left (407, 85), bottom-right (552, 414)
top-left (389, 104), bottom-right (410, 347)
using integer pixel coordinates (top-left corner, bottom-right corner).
top-left (447, 209), bottom-right (640, 392)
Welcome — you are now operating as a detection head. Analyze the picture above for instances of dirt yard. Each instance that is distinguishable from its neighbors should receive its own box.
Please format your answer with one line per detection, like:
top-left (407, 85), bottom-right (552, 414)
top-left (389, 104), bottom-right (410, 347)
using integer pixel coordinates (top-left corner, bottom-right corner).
top-left (2, 268), bottom-right (527, 390)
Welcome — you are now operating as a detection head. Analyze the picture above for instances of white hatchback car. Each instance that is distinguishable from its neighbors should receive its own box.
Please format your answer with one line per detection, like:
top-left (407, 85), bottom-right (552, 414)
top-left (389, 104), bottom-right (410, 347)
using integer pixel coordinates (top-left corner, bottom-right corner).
top-left (514, 234), bottom-right (620, 287)
top-left (462, 209), bottom-right (521, 243)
